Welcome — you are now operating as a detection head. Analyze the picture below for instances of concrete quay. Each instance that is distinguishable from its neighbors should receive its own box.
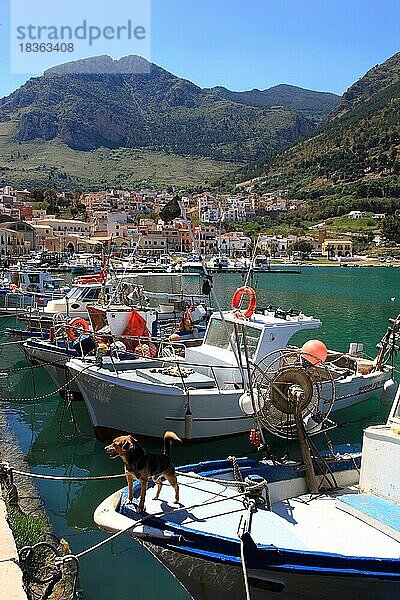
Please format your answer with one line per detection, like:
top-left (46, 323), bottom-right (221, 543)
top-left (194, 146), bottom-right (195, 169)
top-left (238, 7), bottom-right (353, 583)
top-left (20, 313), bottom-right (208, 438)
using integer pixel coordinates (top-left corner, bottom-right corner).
top-left (0, 496), bottom-right (28, 599)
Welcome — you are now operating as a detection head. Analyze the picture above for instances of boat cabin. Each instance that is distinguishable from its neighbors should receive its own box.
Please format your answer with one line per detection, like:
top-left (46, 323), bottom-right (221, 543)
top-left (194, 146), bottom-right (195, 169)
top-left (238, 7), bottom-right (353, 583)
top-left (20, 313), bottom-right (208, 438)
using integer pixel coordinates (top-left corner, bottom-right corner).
top-left (44, 283), bottom-right (107, 314)
top-left (184, 308), bottom-right (321, 386)
top-left (5, 270), bottom-right (69, 294)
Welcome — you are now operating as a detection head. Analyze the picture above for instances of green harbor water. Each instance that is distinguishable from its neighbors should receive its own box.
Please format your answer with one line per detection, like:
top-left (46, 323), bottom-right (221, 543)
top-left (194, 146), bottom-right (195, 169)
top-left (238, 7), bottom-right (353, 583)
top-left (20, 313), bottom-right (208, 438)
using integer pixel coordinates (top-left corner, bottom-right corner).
top-left (0, 266), bottom-right (399, 599)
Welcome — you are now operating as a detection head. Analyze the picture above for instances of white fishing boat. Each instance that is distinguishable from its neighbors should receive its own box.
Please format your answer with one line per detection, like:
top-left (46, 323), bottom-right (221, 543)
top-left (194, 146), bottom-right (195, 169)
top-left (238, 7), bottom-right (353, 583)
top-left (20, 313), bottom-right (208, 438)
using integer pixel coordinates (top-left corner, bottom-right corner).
top-left (69, 253), bottom-right (102, 275)
top-left (66, 289), bottom-right (397, 442)
top-left (94, 354), bottom-right (400, 600)
top-left (15, 271), bottom-right (206, 326)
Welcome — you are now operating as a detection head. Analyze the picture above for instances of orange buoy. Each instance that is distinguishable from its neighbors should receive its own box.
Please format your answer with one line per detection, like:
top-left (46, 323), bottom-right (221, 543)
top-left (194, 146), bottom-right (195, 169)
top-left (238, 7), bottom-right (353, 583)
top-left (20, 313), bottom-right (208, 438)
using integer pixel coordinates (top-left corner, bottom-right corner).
top-left (67, 317), bottom-right (90, 341)
top-left (231, 286), bottom-right (257, 319)
top-left (301, 340), bottom-right (328, 365)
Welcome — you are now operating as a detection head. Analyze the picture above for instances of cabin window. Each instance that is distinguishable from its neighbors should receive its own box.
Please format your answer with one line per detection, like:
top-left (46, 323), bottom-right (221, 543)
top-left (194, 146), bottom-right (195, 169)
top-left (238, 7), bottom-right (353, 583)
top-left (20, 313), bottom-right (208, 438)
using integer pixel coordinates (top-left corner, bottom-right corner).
top-left (28, 274), bottom-right (40, 284)
top-left (66, 287), bottom-right (83, 299)
top-left (205, 319), bottom-right (262, 359)
top-left (83, 288), bottom-right (100, 300)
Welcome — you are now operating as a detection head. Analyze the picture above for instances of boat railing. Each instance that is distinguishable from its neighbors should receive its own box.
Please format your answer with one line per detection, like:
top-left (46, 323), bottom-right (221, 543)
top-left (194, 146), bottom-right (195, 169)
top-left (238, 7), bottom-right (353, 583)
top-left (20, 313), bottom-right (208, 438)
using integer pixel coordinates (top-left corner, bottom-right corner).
top-left (2, 292), bottom-right (28, 311)
top-left (104, 334), bottom-right (245, 390)
top-left (1, 288), bottom-right (63, 312)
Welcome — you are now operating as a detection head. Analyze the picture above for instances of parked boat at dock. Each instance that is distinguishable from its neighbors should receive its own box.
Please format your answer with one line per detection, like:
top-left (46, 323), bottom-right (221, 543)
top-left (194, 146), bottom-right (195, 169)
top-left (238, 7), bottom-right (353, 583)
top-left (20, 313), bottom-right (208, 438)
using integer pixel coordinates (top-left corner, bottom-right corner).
top-left (94, 356), bottom-right (400, 600)
top-left (0, 269), bottom-right (70, 315)
top-left (66, 292), bottom-right (398, 442)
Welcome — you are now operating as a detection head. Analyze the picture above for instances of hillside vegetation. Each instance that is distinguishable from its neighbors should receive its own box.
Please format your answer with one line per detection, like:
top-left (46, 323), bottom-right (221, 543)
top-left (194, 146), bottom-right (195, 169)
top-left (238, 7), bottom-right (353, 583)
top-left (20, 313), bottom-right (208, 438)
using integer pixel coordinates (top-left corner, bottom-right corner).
top-left (0, 55), bottom-right (322, 164)
top-left (232, 52), bottom-right (400, 216)
top-left (0, 121), bottom-right (239, 190)
top-left (208, 84), bottom-right (339, 122)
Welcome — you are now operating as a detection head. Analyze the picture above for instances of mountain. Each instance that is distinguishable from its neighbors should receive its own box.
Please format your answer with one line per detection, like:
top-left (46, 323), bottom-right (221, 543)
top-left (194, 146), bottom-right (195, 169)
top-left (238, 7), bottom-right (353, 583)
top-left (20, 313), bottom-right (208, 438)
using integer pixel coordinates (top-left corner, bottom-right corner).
top-left (208, 84), bottom-right (339, 122)
top-left (0, 55), bottom-right (319, 164)
top-left (233, 52), bottom-right (400, 207)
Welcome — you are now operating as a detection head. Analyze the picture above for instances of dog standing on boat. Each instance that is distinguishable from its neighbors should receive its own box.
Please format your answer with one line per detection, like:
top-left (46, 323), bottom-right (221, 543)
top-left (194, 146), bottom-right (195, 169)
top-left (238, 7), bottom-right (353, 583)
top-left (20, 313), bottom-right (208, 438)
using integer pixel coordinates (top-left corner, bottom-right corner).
top-left (105, 431), bottom-right (181, 512)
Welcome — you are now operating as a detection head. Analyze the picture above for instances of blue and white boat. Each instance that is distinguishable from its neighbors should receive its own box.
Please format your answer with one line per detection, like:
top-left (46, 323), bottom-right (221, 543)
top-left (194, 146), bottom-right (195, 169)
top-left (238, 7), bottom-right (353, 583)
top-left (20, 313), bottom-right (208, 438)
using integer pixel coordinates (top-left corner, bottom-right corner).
top-left (0, 269), bottom-right (69, 315)
top-left (94, 368), bottom-right (400, 599)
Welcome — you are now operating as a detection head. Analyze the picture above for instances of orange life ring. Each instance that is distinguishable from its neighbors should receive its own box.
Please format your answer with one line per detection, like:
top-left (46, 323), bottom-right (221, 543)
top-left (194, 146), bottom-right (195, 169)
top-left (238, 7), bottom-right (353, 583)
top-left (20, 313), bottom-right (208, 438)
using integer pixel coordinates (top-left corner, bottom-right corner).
top-left (67, 317), bottom-right (90, 341)
top-left (231, 286), bottom-right (257, 319)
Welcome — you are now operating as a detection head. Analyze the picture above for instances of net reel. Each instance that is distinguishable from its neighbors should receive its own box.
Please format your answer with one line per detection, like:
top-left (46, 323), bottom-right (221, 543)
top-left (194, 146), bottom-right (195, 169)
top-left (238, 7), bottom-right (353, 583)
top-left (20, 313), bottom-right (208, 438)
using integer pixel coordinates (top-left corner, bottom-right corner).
top-left (245, 347), bottom-right (336, 492)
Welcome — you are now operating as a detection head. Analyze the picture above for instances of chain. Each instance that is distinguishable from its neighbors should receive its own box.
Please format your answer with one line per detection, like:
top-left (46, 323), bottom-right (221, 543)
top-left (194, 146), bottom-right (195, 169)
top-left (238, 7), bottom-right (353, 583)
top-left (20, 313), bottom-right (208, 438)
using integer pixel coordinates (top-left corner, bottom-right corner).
top-left (0, 362), bottom-right (93, 402)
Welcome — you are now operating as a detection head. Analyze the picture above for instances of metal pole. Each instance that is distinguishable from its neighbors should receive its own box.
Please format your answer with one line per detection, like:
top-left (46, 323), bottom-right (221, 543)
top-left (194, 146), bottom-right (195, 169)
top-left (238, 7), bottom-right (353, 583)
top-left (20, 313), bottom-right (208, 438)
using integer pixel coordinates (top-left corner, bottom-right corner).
top-left (243, 234), bottom-right (260, 289)
top-left (177, 199), bottom-right (245, 381)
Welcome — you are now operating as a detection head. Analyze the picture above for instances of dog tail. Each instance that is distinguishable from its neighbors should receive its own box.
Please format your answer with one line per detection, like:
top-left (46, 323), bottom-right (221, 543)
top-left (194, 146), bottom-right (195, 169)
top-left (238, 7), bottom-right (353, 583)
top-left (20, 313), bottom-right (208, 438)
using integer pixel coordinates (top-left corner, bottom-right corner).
top-left (163, 431), bottom-right (182, 457)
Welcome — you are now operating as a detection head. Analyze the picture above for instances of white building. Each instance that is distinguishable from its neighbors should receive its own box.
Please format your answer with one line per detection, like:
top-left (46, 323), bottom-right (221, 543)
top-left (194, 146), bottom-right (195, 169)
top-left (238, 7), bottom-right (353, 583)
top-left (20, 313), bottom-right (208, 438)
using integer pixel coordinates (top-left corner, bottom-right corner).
top-left (348, 211), bottom-right (365, 219)
top-left (202, 208), bottom-right (221, 223)
top-left (217, 232), bottom-right (251, 255)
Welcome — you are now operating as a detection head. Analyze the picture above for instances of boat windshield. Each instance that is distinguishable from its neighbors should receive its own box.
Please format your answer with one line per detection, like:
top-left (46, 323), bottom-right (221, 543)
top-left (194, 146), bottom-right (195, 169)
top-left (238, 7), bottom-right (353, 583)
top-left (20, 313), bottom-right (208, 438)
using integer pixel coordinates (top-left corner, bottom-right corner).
top-left (204, 317), bottom-right (262, 359)
top-left (65, 287), bottom-right (84, 299)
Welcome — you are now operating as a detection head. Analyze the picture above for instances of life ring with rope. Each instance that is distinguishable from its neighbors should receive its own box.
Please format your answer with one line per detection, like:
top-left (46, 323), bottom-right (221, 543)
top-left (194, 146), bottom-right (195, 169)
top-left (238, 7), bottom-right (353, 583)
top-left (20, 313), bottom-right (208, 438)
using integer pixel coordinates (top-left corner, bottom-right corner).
top-left (67, 317), bottom-right (90, 341)
top-left (231, 286), bottom-right (257, 319)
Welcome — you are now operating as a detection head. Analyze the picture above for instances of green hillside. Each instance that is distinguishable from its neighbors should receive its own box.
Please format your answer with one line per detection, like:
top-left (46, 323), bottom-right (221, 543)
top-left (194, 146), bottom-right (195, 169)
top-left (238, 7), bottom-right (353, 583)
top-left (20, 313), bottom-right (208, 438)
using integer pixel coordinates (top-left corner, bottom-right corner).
top-left (0, 121), bottom-right (239, 190)
top-left (208, 84), bottom-right (339, 122)
top-left (232, 52), bottom-right (400, 214)
top-left (0, 55), bottom-right (314, 165)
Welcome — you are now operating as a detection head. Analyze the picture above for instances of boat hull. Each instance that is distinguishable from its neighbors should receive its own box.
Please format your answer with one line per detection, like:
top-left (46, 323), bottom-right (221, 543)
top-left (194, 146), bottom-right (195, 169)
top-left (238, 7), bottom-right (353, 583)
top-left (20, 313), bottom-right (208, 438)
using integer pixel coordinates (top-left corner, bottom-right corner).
top-left (143, 542), bottom-right (399, 600)
top-left (67, 362), bottom-right (251, 441)
top-left (93, 456), bottom-right (398, 600)
top-left (24, 340), bottom-right (82, 395)
top-left (67, 359), bottom-right (392, 441)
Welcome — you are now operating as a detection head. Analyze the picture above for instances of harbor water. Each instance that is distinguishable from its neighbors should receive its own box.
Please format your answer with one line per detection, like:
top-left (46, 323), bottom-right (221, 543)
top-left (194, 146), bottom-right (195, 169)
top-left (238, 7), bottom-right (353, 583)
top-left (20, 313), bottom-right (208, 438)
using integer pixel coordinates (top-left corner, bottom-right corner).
top-left (0, 267), bottom-right (399, 599)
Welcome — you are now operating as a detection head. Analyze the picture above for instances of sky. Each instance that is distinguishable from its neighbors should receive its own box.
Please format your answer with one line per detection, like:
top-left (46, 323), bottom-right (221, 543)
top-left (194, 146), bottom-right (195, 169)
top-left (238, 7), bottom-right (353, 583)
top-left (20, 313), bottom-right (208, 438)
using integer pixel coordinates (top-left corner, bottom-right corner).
top-left (0, 0), bottom-right (399, 98)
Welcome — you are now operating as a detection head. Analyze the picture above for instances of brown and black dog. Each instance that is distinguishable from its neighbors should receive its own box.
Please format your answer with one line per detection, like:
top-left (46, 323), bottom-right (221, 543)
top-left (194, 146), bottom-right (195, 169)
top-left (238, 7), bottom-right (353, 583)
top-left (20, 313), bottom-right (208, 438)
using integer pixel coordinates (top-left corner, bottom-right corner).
top-left (105, 431), bottom-right (181, 512)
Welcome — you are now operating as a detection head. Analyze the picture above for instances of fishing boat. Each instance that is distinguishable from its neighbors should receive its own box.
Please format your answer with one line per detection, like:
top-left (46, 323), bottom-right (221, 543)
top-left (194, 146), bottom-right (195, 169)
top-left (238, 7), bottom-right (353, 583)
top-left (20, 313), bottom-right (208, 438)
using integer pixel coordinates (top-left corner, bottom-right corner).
top-left (182, 256), bottom-right (205, 273)
top-left (23, 297), bottom-right (208, 397)
top-left (22, 303), bottom-right (159, 398)
top-left (14, 271), bottom-right (205, 327)
top-left (69, 253), bottom-right (102, 275)
top-left (66, 287), bottom-right (398, 442)
top-left (94, 355), bottom-right (400, 600)
top-left (0, 269), bottom-right (70, 315)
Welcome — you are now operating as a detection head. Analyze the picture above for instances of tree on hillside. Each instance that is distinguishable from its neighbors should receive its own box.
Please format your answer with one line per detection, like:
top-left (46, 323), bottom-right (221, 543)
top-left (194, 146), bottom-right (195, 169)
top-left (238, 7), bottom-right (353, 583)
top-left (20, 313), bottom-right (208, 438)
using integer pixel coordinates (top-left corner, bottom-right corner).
top-left (382, 214), bottom-right (400, 244)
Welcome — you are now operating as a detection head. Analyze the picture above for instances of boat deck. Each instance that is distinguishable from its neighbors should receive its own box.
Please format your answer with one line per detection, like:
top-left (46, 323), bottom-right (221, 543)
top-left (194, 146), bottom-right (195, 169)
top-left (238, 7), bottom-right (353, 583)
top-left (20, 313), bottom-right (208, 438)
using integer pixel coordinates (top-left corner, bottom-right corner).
top-left (120, 474), bottom-right (400, 559)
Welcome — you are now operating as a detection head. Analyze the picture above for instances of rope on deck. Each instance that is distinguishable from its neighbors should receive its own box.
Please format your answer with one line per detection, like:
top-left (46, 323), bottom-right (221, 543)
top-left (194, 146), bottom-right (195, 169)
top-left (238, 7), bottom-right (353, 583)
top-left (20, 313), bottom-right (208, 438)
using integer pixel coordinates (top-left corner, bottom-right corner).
top-left (2, 457), bottom-right (267, 599)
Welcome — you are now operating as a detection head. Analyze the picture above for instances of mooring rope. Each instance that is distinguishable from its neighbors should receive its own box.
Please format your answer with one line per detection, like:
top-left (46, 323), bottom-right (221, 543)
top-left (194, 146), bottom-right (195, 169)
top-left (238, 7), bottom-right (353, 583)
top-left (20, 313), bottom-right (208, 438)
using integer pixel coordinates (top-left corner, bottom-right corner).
top-left (1, 461), bottom-right (269, 489)
top-left (64, 486), bottom-right (260, 562)
top-left (238, 499), bottom-right (255, 600)
top-left (1, 463), bottom-right (124, 481)
top-left (2, 456), bottom-right (266, 600)
top-left (0, 356), bottom-right (67, 373)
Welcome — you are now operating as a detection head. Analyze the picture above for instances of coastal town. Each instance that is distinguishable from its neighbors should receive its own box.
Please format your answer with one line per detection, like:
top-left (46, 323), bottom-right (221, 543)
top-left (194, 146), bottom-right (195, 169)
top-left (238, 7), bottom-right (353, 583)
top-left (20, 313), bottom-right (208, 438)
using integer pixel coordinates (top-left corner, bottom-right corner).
top-left (0, 183), bottom-right (395, 263)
